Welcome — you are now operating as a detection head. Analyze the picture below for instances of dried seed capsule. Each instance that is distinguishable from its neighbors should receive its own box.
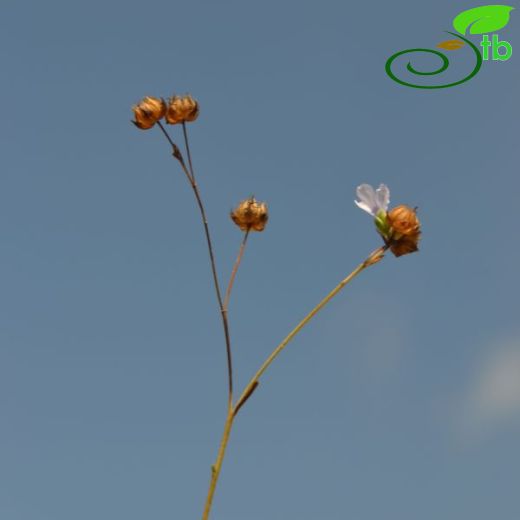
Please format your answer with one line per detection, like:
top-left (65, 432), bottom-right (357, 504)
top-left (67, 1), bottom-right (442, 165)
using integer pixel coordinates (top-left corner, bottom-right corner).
top-left (132, 96), bottom-right (166, 130)
top-left (387, 205), bottom-right (421, 238)
top-left (230, 197), bottom-right (269, 232)
top-left (165, 95), bottom-right (199, 125)
top-left (387, 205), bottom-right (421, 257)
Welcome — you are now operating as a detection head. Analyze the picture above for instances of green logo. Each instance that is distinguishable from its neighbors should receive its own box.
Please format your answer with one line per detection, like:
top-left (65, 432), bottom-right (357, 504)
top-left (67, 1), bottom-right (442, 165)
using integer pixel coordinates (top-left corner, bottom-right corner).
top-left (385, 5), bottom-right (514, 89)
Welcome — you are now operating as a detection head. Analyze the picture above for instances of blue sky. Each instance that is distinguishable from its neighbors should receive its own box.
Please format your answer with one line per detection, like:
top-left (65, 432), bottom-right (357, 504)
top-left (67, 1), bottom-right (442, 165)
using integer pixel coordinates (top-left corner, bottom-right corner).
top-left (1, 1), bottom-right (519, 519)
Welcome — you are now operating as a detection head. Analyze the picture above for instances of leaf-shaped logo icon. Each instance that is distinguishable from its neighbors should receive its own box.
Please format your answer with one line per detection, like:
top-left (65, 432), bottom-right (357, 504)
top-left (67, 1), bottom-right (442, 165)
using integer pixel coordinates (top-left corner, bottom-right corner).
top-left (453, 5), bottom-right (514, 35)
top-left (437, 39), bottom-right (465, 50)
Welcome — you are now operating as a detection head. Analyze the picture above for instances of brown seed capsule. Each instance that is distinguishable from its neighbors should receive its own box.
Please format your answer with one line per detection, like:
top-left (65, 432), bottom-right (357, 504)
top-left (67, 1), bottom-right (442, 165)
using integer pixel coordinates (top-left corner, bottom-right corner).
top-left (165, 95), bottom-right (199, 125)
top-left (389, 232), bottom-right (420, 257)
top-left (387, 205), bottom-right (420, 238)
top-left (132, 96), bottom-right (166, 130)
top-left (386, 205), bottom-right (421, 257)
top-left (230, 197), bottom-right (269, 232)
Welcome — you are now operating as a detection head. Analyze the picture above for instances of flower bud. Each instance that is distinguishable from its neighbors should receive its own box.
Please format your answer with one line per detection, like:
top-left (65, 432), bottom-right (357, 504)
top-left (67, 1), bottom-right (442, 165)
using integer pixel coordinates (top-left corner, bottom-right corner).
top-left (230, 197), bottom-right (269, 232)
top-left (386, 205), bottom-right (421, 257)
top-left (132, 96), bottom-right (166, 130)
top-left (165, 95), bottom-right (199, 125)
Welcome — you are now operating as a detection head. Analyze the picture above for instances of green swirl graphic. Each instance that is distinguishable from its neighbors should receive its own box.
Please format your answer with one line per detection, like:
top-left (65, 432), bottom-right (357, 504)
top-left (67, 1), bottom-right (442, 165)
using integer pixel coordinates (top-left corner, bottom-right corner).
top-left (385, 32), bottom-right (482, 89)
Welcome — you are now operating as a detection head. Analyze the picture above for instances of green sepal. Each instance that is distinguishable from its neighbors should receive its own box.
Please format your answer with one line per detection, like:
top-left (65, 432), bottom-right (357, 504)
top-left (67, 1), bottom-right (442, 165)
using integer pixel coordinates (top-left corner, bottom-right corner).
top-left (374, 210), bottom-right (391, 239)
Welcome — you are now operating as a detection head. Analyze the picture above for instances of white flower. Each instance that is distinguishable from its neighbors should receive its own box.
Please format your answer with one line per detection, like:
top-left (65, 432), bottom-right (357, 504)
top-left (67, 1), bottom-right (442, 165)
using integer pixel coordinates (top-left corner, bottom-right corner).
top-left (355, 183), bottom-right (390, 216)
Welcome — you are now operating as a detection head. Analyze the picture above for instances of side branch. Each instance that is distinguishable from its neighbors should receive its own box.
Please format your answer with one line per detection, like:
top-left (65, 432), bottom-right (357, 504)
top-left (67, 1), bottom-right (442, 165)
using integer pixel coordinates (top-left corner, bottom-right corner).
top-left (157, 121), bottom-right (234, 401)
top-left (233, 245), bottom-right (387, 415)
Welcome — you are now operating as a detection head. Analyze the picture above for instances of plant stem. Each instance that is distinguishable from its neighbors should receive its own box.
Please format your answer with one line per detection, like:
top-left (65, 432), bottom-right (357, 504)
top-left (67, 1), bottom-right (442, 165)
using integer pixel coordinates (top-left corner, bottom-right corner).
top-left (201, 245), bottom-right (387, 519)
top-left (157, 121), bottom-right (234, 402)
top-left (201, 405), bottom-right (234, 520)
top-left (201, 233), bottom-right (250, 520)
top-left (224, 229), bottom-right (251, 311)
top-left (182, 122), bottom-right (196, 182)
top-left (234, 245), bottom-right (387, 413)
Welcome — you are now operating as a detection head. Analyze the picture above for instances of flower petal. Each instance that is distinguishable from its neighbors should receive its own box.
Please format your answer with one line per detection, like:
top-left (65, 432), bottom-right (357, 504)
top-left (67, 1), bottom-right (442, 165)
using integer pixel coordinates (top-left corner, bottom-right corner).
top-left (355, 184), bottom-right (378, 215)
top-left (375, 184), bottom-right (390, 212)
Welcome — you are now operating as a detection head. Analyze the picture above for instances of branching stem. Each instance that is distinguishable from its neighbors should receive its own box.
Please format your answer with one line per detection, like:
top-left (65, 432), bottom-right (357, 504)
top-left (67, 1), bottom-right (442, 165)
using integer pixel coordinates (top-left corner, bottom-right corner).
top-left (201, 245), bottom-right (387, 520)
top-left (157, 121), bottom-right (234, 402)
